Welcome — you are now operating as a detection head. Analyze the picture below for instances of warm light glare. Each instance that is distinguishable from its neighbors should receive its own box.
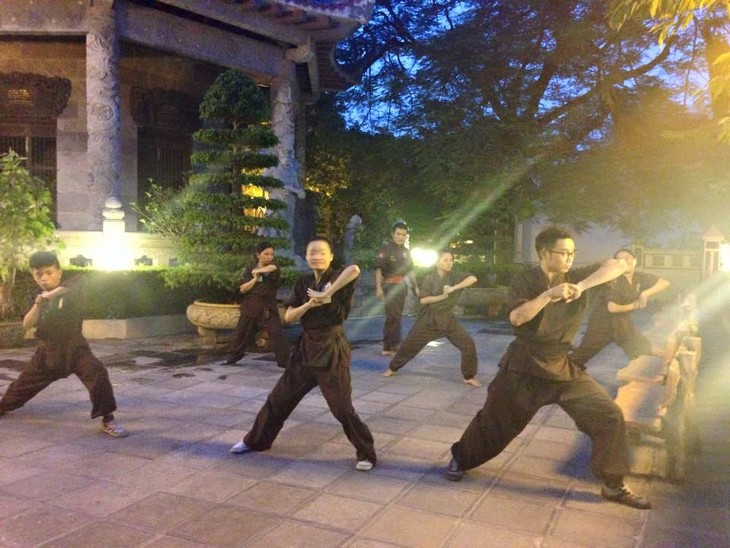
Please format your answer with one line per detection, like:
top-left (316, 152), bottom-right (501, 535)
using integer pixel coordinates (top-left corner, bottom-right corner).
top-left (720, 243), bottom-right (730, 272)
top-left (412, 247), bottom-right (438, 267)
top-left (97, 237), bottom-right (133, 271)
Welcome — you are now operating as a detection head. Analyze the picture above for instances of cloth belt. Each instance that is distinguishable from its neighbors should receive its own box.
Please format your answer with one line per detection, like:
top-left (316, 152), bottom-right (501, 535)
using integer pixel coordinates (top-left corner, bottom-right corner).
top-left (385, 276), bottom-right (405, 284)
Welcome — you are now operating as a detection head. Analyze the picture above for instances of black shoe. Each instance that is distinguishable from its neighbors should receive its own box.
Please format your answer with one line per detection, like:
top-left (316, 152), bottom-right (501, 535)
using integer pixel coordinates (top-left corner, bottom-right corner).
top-left (445, 458), bottom-right (464, 481)
top-left (222, 358), bottom-right (240, 365)
top-left (601, 484), bottom-right (652, 509)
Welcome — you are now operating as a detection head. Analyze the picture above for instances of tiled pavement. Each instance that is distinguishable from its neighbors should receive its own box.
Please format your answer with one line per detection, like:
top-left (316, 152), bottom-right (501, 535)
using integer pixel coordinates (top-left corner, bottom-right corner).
top-left (0, 315), bottom-right (727, 547)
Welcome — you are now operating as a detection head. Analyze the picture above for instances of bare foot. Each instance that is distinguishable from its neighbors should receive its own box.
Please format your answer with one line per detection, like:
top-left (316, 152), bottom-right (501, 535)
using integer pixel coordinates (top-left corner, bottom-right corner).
top-left (381, 350), bottom-right (396, 356)
top-left (383, 368), bottom-right (395, 377)
top-left (463, 378), bottom-right (482, 387)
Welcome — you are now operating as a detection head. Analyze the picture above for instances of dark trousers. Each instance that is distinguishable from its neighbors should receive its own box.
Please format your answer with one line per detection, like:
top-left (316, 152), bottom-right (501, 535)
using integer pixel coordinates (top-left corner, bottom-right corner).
top-left (244, 348), bottom-right (377, 463)
top-left (383, 282), bottom-right (407, 351)
top-left (0, 347), bottom-right (117, 420)
top-left (228, 311), bottom-right (290, 368)
top-left (389, 316), bottom-right (478, 379)
top-left (451, 367), bottom-right (629, 483)
top-left (571, 317), bottom-right (652, 366)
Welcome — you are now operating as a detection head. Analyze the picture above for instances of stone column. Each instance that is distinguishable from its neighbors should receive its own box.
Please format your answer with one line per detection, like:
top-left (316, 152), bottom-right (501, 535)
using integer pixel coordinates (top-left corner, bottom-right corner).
top-left (267, 64), bottom-right (304, 249)
top-left (86, 0), bottom-right (124, 231)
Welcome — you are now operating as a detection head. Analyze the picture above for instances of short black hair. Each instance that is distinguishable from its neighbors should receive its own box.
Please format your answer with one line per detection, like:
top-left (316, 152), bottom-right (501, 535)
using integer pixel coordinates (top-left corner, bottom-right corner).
top-left (613, 248), bottom-right (636, 259)
top-left (438, 248), bottom-right (454, 258)
top-left (535, 226), bottom-right (573, 256)
top-left (29, 251), bottom-right (60, 270)
top-left (307, 236), bottom-right (333, 251)
top-left (256, 240), bottom-right (274, 254)
top-left (392, 221), bottom-right (408, 233)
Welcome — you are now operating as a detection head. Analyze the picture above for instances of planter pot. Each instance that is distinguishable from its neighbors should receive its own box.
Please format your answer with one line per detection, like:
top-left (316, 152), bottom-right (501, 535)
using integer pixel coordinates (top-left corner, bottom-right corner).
top-left (186, 301), bottom-right (289, 347)
top-left (186, 301), bottom-right (240, 345)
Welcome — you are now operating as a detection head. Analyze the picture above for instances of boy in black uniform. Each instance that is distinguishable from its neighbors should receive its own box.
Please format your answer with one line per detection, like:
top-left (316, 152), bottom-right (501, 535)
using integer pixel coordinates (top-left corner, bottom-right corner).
top-left (570, 248), bottom-right (670, 367)
top-left (223, 241), bottom-right (290, 368)
top-left (445, 227), bottom-right (651, 510)
top-left (230, 237), bottom-right (377, 471)
top-left (383, 249), bottom-right (481, 386)
top-left (375, 221), bottom-right (418, 356)
top-left (0, 251), bottom-right (127, 437)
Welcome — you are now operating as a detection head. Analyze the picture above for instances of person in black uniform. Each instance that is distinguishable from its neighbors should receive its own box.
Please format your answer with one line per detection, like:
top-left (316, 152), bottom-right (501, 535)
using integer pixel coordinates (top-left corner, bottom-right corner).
top-left (445, 227), bottom-right (651, 510)
top-left (383, 249), bottom-right (482, 386)
top-left (223, 241), bottom-right (290, 368)
top-left (230, 237), bottom-right (377, 471)
top-left (375, 221), bottom-right (418, 356)
top-left (570, 248), bottom-right (670, 367)
top-left (0, 251), bottom-right (127, 437)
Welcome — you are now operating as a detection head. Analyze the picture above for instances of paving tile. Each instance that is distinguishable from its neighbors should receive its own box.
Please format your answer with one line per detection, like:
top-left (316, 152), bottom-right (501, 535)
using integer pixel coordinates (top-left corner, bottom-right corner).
top-left (0, 492), bottom-right (41, 520)
top-left (0, 505), bottom-right (90, 546)
top-left (0, 432), bottom-right (56, 458)
top-left (246, 520), bottom-right (349, 548)
top-left (640, 523), bottom-right (729, 548)
top-left (294, 493), bottom-right (383, 532)
top-left (165, 469), bottom-right (257, 503)
top-left (269, 459), bottom-right (349, 489)
top-left (549, 507), bottom-right (644, 547)
top-left (446, 521), bottom-right (540, 548)
top-left (489, 472), bottom-right (572, 506)
top-left (0, 471), bottom-right (95, 502)
top-left (139, 535), bottom-right (210, 548)
top-left (386, 436), bottom-right (452, 461)
top-left (173, 504), bottom-right (279, 546)
top-left (325, 469), bottom-right (410, 504)
top-left (108, 492), bottom-right (213, 532)
top-left (505, 453), bottom-right (581, 481)
top-left (0, 458), bottom-right (44, 486)
top-left (358, 505), bottom-right (457, 548)
top-left (50, 478), bottom-right (150, 517)
top-left (469, 493), bottom-right (556, 534)
top-left (225, 481), bottom-right (316, 515)
top-left (397, 482), bottom-right (481, 517)
top-left (40, 519), bottom-right (155, 547)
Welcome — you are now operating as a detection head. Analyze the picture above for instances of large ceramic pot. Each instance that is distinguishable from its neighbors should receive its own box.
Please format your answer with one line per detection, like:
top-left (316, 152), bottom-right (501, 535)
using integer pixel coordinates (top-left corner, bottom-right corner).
top-left (186, 300), bottom-right (240, 344)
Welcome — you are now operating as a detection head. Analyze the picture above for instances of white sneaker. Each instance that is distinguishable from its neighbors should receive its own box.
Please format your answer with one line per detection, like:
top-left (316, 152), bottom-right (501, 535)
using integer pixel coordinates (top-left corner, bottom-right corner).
top-left (230, 440), bottom-right (250, 454)
top-left (101, 421), bottom-right (129, 438)
top-left (356, 459), bottom-right (374, 471)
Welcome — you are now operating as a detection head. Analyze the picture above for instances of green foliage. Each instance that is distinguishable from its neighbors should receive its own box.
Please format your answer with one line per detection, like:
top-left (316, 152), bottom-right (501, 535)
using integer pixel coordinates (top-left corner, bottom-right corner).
top-left (11, 267), bottom-right (232, 320)
top-left (0, 150), bottom-right (59, 320)
top-left (199, 70), bottom-right (270, 127)
top-left (134, 70), bottom-right (290, 300)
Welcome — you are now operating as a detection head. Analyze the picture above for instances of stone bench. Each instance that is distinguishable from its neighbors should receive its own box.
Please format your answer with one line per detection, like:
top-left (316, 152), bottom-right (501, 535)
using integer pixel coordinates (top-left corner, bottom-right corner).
top-left (614, 325), bottom-right (701, 482)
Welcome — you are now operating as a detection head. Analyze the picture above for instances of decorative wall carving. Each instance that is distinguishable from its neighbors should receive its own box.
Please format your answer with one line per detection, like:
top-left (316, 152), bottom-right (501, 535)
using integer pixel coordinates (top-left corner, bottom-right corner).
top-left (0, 72), bottom-right (71, 119)
top-left (130, 87), bottom-right (199, 133)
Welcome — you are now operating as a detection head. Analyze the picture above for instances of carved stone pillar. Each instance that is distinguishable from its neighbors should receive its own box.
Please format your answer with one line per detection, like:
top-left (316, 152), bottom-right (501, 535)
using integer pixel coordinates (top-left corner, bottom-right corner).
top-left (86, 0), bottom-right (123, 230)
top-left (267, 67), bottom-right (304, 248)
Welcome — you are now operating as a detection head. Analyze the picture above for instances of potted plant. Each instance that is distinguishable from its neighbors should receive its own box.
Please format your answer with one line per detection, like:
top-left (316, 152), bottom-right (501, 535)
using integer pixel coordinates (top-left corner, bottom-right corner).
top-left (137, 70), bottom-right (289, 342)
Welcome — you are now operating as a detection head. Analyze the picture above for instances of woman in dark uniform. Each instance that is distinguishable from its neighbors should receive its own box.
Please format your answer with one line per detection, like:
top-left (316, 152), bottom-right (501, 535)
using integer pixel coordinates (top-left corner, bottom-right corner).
top-left (230, 237), bottom-right (377, 471)
top-left (223, 241), bottom-right (290, 368)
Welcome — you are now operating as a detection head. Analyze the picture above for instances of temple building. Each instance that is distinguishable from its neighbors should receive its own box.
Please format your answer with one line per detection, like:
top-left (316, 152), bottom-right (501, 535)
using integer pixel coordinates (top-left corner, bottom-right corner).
top-left (0, 0), bottom-right (375, 267)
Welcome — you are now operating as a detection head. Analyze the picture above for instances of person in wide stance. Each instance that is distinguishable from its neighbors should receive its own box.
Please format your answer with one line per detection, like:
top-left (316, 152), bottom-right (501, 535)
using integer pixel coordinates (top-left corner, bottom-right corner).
top-left (223, 241), bottom-right (290, 368)
top-left (570, 248), bottom-right (670, 367)
top-left (383, 249), bottom-right (481, 386)
top-left (445, 227), bottom-right (651, 510)
top-left (0, 251), bottom-right (127, 437)
top-left (230, 237), bottom-right (376, 471)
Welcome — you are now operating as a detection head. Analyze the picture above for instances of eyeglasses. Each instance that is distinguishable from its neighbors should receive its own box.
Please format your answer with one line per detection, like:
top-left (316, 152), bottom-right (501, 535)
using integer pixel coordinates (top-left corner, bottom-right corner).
top-left (548, 249), bottom-right (576, 259)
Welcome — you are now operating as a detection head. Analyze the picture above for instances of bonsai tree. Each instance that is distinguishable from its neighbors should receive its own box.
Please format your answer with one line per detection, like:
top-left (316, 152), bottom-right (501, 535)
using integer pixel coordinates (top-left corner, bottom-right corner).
top-left (0, 150), bottom-right (58, 320)
top-left (141, 70), bottom-right (290, 300)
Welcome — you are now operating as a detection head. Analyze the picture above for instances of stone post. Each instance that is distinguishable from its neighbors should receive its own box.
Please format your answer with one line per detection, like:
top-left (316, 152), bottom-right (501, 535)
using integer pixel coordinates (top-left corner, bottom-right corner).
top-left (267, 63), bottom-right (304, 250)
top-left (86, 0), bottom-right (124, 232)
